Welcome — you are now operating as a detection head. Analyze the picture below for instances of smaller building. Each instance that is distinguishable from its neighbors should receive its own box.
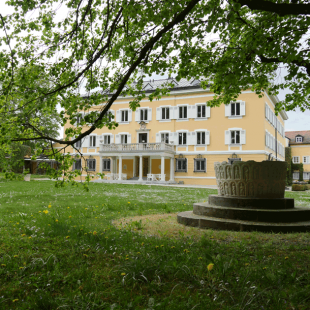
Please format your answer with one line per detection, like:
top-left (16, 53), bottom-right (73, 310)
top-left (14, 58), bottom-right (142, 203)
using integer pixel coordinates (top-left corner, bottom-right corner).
top-left (285, 131), bottom-right (310, 180)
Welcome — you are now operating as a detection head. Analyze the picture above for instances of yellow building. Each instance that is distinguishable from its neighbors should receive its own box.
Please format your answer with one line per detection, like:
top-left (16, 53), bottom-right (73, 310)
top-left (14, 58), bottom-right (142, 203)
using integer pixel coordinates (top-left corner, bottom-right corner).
top-left (57, 78), bottom-right (288, 185)
top-left (285, 131), bottom-right (310, 181)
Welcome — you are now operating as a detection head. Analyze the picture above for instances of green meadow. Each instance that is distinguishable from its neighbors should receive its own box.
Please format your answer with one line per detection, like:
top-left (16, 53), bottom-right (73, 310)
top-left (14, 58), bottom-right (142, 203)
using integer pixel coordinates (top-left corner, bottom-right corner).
top-left (0, 179), bottom-right (309, 309)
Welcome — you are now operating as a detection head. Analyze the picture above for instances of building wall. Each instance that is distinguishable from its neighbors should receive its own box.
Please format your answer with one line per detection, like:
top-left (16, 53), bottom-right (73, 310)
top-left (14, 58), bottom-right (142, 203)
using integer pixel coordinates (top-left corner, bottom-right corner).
top-left (55, 87), bottom-right (287, 185)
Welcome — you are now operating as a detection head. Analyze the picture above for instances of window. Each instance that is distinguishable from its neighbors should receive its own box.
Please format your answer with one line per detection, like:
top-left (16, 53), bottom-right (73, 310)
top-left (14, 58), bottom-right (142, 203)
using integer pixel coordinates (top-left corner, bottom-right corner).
top-left (161, 133), bottom-right (169, 143)
top-left (162, 107), bottom-right (170, 120)
top-left (197, 131), bottom-right (206, 145)
top-left (102, 159), bottom-right (111, 171)
top-left (104, 135), bottom-right (111, 144)
top-left (121, 134), bottom-right (127, 144)
top-left (231, 130), bottom-right (240, 144)
top-left (76, 115), bottom-right (83, 125)
top-left (89, 136), bottom-right (96, 147)
top-left (194, 158), bottom-right (206, 172)
top-left (140, 109), bottom-right (148, 121)
top-left (303, 172), bottom-right (310, 180)
top-left (105, 110), bottom-right (113, 122)
top-left (86, 159), bottom-right (96, 171)
top-left (121, 110), bottom-right (128, 122)
top-left (303, 156), bottom-right (310, 164)
top-left (75, 140), bottom-right (82, 148)
top-left (179, 106), bottom-right (187, 119)
top-left (178, 132), bottom-right (187, 145)
top-left (231, 102), bottom-right (240, 116)
top-left (176, 158), bottom-right (187, 172)
top-left (73, 159), bottom-right (81, 171)
top-left (197, 105), bottom-right (206, 118)
top-left (293, 156), bottom-right (300, 164)
top-left (296, 136), bottom-right (303, 143)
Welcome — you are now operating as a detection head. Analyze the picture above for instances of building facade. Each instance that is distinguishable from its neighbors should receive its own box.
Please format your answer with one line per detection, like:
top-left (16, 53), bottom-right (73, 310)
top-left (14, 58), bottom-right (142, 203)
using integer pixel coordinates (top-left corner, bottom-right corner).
top-left (56, 78), bottom-right (288, 185)
top-left (285, 131), bottom-right (310, 181)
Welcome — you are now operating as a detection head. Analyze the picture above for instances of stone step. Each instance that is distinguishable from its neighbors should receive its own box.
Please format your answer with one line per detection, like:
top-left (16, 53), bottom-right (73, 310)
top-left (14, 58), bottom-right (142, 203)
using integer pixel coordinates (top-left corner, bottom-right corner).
top-left (177, 211), bottom-right (310, 233)
top-left (208, 195), bottom-right (294, 209)
top-left (193, 203), bottom-right (310, 223)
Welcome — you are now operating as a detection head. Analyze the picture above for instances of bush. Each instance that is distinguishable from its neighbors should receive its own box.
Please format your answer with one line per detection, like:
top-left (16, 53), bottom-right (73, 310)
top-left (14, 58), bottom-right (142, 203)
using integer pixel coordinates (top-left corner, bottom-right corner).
top-left (292, 184), bottom-right (308, 191)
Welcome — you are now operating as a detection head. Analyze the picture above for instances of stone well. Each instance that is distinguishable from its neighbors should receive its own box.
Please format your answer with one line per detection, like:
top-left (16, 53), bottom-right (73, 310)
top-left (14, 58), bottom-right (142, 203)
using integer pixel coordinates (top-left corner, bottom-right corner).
top-left (178, 161), bottom-right (310, 233)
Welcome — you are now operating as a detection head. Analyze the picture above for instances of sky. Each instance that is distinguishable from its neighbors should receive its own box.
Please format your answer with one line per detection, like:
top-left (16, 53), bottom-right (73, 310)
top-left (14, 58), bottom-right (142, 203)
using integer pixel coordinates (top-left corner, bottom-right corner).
top-left (1, 1), bottom-right (308, 138)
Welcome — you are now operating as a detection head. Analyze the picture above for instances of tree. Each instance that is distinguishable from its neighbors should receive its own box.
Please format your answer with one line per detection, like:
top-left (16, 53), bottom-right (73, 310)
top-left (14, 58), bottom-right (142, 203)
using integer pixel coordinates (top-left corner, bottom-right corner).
top-left (0, 0), bottom-right (309, 180)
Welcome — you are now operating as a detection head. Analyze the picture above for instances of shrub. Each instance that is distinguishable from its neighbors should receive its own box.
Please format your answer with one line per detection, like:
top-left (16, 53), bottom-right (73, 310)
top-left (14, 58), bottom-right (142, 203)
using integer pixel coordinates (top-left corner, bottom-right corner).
top-left (292, 184), bottom-right (307, 191)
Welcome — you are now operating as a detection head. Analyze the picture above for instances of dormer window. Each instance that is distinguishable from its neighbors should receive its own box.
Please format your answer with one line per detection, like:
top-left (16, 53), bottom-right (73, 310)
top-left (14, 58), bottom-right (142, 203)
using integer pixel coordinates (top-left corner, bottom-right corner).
top-left (296, 136), bottom-right (303, 143)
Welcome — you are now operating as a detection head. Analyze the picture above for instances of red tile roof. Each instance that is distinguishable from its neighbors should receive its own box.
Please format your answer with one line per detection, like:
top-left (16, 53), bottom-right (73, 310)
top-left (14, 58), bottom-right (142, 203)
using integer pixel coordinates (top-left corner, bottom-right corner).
top-left (285, 130), bottom-right (310, 145)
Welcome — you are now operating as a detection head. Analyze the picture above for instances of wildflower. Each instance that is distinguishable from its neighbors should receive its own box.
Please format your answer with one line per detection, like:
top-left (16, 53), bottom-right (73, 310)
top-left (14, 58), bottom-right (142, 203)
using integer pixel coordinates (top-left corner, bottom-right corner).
top-left (263, 267), bottom-right (267, 270)
top-left (21, 234), bottom-right (26, 237)
top-left (1, 264), bottom-right (6, 267)
top-left (245, 263), bottom-right (250, 266)
top-left (95, 217), bottom-right (97, 219)
top-left (198, 257), bottom-right (202, 260)
top-left (14, 255), bottom-right (18, 258)
top-left (128, 202), bottom-right (130, 204)
top-left (161, 245), bottom-right (164, 247)
top-left (66, 236), bottom-right (70, 239)
top-left (85, 208), bottom-right (88, 210)
top-left (23, 262), bottom-right (26, 266)
top-left (207, 263), bottom-right (214, 271)
top-left (125, 258), bottom-right (129, 260)
top-left (137, 252), bottom-right (141, 255)
top-left (84, 233), bottom-right (87, 235)
top-left (48, 204), bottom-right (52, 208)
top-left (19, 267), bottom-right (24, 270)
top-left (285, 256), bottom-right (289, 260)
top-left (93, 231), bottom-right (97, 235)
top-left (80, 228), bottom-right (83, 230)
top-left (184, 249), bottom-right (190, 253)
top-left (268, 255), bottom-right (272, 258)
top-left (141, 242), bottom-right (144, 246)
top-left (171, 246), bottom-right (175, 249)
top-left (67, 207), bottom-right (70, 209)
top-left (43, 210), bottom-right (48, 214)
top-left (96, 206), bottom-right (98, 208)
top-left (69, 216), bottom-right (72, 218)
top-left (121, 273), bottom-right (126, 276)
top-left (13, 299), bottom-right (19, 302)
top-left (16, 223), bottom-right (19, 225)
top-left (38, 211), bottom-right (41, 213)
top-left (55, 219), bottom-right (58, 222)
top-left (105, 237), bottom-right (108, 239)
top-left (28, 237), bottom-right (32, 239)
top-left (83, 254), bottom-right (88, 257)
top-left (48, 224), bottom-right (50, 226)
top-left (155, 246), bottom-right (159, 249)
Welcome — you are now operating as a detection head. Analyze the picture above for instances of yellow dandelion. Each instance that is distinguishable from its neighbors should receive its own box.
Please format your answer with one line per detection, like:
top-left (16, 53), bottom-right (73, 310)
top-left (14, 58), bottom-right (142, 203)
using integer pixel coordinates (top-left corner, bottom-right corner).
top-left (67, 207), bottom-right (70, 209)
top-left (105, 237), bottom-right (108, 239)
top-left (16, 223), bottom-right (19, 225)
top-left (83, 254), bottom-right (88, 257)
top-left (48, 224), bottom-right (50, 226)
top-left (55, 219), bottom-right (58, 222)
top-left (93, 231), bottom-right (97, 235)
top-left (128, 202), bottom-right (130, 204)
top-left (48, 204), bottom-right (52, 208)
top-left (96, 206), bottom-right (98, 208)
top-left (13, 299), bottom-right (19, 302)
top-left (125, 258), bottom-right (129, 260)
top-left (161, 245), bottom-right (164, 247)
top-left (141, 242), bottom-right (144, 246)
top-left (198, 257), bottom-right (202, 260)
top-left (171, 246), bottom-right (175, 249)
top-left (19, 267), bottom-right (24, 270)
top-left (121, 273), bottom-right (126, 276)
top-left (21, 234), bottom-right (26, 237)
top-left (14, 255), bottom-right (18, 258)
top-left (245, 263), bottom-right (250, 266)
top-left (43, 210), bottom-right (48, 214)
top-left (84, 233), bottom-right (87, 235)
top-left (66, 236), bottom-right (70, 239)
top-left (285, 256), bottom-right (289, 260)
top-left (85, 208), bottom-right (88, 210)
top-left (1, 264), bottom-right (6, 267)
top-left (69, 216), bottom-right (72, 218)
top-left (263, 267), bottom-right (267, 270)
top-left (28, 237), bottom-right (32, 239)
top-left (207, 263), bottom-right (214, 271)
top-left (38, 211), bottom-right (41, 213)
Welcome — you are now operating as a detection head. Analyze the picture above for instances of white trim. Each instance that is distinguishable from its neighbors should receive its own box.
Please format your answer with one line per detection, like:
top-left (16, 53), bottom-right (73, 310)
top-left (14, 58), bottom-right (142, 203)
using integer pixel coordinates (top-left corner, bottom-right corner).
top-left (290, 145), bottom-right (310, 148)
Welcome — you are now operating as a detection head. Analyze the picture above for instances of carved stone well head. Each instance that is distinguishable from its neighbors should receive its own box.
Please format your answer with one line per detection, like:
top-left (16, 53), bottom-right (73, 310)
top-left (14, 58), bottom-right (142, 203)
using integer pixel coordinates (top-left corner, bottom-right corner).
top-left (214, 160), bottom-right (287, 199)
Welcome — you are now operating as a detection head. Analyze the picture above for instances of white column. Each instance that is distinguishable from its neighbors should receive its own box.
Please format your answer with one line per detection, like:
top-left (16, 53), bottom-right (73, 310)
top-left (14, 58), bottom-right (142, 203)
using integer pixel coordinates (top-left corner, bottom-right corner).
top-left (170, 157), bottom-right (175, 182)
top-left (149, 157), bottom-right (152, 174)
top-left (133, 157), bottom-right (136, 177)
top-left (139, 156), bottom-right (143, 181)
top-left (161, 156), bottom-right (165, 181)
top-left (99, 156), bottom-right (102, 176)
top-left (118, 156), bottom-right (122, 180)
top-left (110, 157), bottom-right (114, 174)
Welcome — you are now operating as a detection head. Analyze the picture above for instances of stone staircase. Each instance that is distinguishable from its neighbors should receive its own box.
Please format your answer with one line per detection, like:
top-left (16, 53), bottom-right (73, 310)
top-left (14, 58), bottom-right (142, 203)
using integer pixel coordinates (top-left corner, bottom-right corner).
top-left (177, 195), bottom-right (310, 233)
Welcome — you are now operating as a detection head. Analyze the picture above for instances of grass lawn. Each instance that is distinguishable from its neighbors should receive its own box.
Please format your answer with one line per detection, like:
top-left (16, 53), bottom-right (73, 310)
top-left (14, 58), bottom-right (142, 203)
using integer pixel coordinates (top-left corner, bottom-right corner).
top-left (0, 180), bottom-right (309, 309)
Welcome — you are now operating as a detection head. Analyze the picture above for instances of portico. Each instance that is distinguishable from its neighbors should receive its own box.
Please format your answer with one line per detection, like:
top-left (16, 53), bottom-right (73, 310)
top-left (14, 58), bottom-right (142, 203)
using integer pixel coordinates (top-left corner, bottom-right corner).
top-left (99, 142), bottom-right (176, 183)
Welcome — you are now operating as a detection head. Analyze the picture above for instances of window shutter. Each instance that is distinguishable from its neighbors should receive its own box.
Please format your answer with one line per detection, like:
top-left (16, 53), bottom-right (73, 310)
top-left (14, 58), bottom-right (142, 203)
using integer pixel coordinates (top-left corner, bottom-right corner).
top-left (170, 107), bottom-right (175, 119)
top-left (82, 136), bottom-right (89, 147)
top-left (96, 135), bottom-right (100, 147)
top-left (265, 104), bottom-right (268, 119)
top-left (173, 106), bottom-right (178, 119)
top-left (206, 106), bottom-right (211, 118)
top-left (225, 130), bottom-right (230, 144)
top-left (225, 104), bottom-right (231, 117)
top-left (265, 132), bottom-right (268, 147)
top-left (110, 135), bottom-right (114, 144)
top-left (240, 101), bottom-right (245, 116)
top-left (135, 109), bottom-right (140, 122)
top-left (241, 130), bottom-right (246, 144)
top-left (191, 105), bottom-right (197, 118)
top-left (206, 131), bottom-right (210, 145)
top-left (116, 110), bottom-right (120, 122)
top-left (128, 110), bottom-right (132, 122)
top-left (156, 107), bottom-right (161, 120)
top-left (127, 134), bottom-right (131, 143)
top-left (156, 133), bottom-right (160, 142)
top-left (190, 131), bottom-right (197, 145)
top-left (115, 134), bottom-right (120, 144)
top-left (148, 108), bottom-right (152, 121)
top-left (110, 110), bottom-right (115, 121)
top-left (72, 161), bottom-right (75, 171)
